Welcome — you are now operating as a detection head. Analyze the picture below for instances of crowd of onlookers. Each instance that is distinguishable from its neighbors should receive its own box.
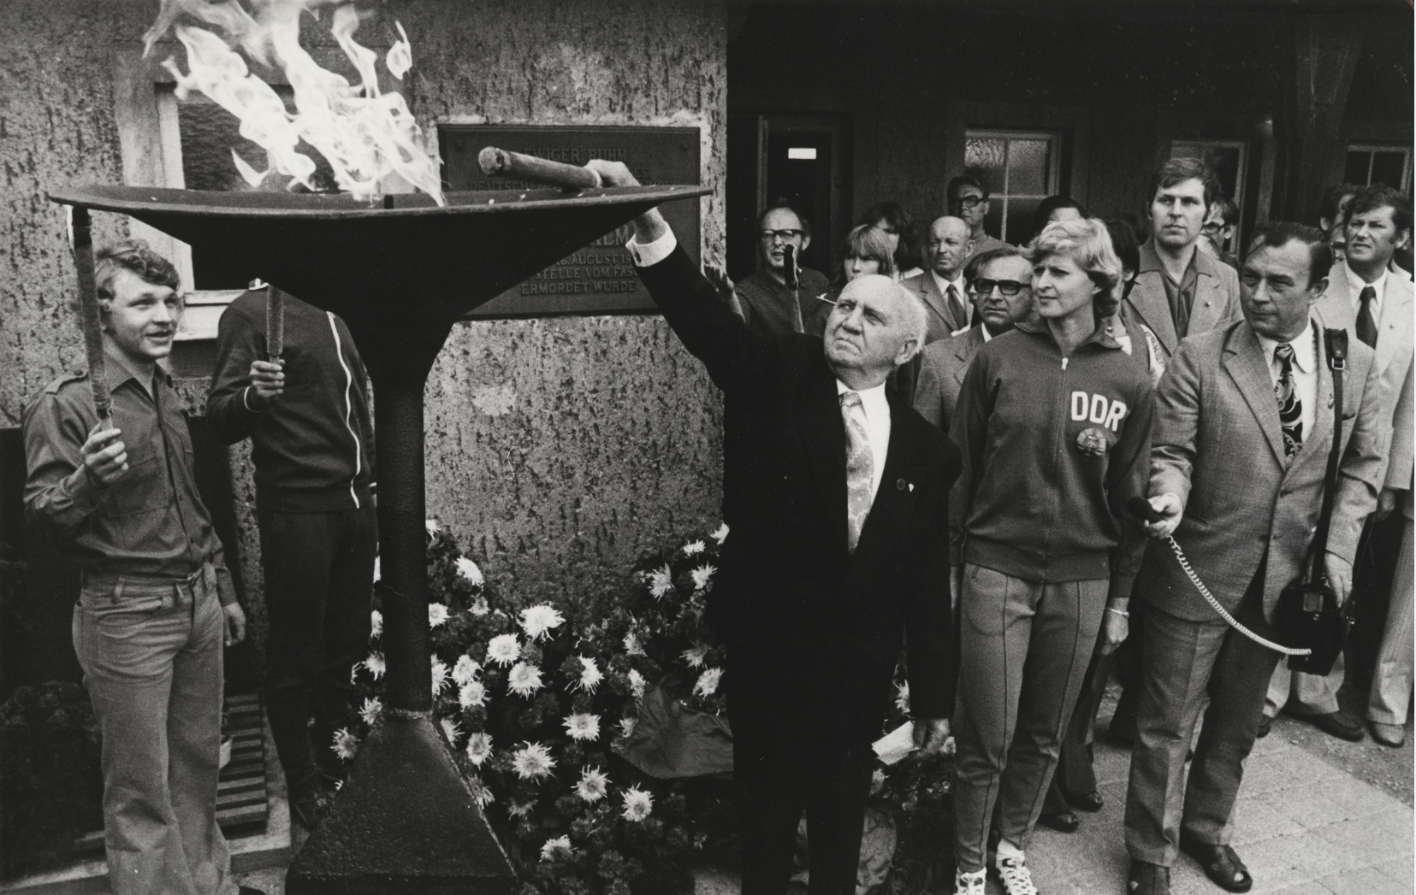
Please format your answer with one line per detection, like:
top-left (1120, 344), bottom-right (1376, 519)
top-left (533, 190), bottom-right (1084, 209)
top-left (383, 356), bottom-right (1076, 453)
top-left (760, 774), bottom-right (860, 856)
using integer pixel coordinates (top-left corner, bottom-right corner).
top-left (719, 157), bottom-right (1412, 895)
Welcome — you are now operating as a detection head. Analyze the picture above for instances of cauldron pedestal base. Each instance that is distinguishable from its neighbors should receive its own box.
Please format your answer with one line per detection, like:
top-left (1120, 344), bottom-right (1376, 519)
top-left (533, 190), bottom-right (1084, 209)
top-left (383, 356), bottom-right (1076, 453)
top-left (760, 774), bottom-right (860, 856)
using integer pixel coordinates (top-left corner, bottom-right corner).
top-left (285, 714), bottom-right (515, 894)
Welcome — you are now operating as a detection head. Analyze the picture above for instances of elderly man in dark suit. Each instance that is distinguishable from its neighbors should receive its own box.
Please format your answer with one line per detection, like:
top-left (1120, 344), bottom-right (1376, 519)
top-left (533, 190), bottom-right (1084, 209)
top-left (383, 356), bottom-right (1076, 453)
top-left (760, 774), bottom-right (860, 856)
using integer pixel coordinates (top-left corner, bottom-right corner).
top-left (1124, 223), bottom-right (1386, 895)
top-left (1122, 158), bottom-right (1242, 361)
top-left (587, 159), bottom-right (959, 895)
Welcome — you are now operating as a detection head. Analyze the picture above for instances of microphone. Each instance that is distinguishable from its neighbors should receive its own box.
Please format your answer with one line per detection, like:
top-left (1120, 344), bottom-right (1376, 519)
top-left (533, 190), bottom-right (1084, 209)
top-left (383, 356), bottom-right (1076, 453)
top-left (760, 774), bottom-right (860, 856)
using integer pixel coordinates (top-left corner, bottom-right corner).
top-left (1127, 496), bottom-right (1165, 524)
top-left (783, 245), bottom-right (798, 289)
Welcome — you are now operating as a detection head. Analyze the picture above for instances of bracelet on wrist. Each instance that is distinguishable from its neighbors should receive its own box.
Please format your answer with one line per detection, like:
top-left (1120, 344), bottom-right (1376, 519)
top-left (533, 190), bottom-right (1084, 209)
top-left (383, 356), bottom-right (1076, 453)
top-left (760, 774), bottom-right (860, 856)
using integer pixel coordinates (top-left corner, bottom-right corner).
top-left (1106, 606), bottom-right (1129, 618)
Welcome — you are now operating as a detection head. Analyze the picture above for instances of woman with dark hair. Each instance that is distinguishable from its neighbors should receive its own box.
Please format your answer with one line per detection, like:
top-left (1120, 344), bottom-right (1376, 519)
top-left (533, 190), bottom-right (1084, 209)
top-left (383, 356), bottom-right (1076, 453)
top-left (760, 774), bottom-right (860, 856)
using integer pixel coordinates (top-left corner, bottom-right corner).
top-left (859, 202), bottom-right (923, 279)
top-left (949, 218), bottom-right (1155, 895)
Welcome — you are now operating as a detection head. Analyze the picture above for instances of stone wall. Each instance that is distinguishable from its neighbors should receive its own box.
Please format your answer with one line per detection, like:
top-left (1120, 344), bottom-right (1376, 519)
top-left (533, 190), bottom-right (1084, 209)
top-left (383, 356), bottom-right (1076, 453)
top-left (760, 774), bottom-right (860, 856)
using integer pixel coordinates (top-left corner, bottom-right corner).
top-left (0, 0), bottom-right (729, 669)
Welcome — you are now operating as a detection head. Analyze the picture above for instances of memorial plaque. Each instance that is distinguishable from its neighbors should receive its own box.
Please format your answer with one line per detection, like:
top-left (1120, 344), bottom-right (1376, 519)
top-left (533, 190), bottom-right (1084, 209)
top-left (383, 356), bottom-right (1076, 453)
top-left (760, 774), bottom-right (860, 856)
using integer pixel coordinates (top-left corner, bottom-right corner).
top-left (440, 125), bottom-right (702, 317)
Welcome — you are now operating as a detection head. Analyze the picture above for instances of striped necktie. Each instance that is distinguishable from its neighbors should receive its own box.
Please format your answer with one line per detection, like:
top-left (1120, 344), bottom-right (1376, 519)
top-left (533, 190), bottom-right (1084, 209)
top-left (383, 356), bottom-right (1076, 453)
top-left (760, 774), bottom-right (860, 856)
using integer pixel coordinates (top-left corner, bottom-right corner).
top-left (840, 391), bottom-right (875, 553)
top-left (1274, 342), bottom-right (1302, 461)
top-left (947, 283), bottom-right (966, 328)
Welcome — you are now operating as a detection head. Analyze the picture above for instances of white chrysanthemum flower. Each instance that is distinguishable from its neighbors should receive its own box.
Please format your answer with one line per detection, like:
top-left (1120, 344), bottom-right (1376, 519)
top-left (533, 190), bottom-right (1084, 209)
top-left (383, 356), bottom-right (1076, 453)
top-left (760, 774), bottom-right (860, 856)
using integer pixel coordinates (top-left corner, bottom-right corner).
top-left (681, 644), bottom-right (709, 668)
top-left (486, 634), bottom-right (520, 666)
top-left (575, 766), bottom-right (609, 803)
top-left (363, 651), bottom-right (386, 680)
top-left (619, 717), bottom-right (637, 739)
top-left (440, 717), bottom-right (463, 746)
top-left (426, 518), bottom-right (441, 535)
top-left (454, 556), bottom-right (484, 586)
top-left (453, 654), bottom-right (482, 686)
top-left (428, 602), bottom-right (450, 628)
top-left (870, 768), bottom-right (887, 796)
top-left (467, 775), bottom-right (494, 808)
top-left (693, 667), bottom-right (723, 698)
top-left (508, 799), bottom-right (535, 819)
top-left (372, 555), bottom-right (381, 582)
top-left (464, 732), bottom-right (493, 767)
top-left (623, 631), bottom-right (646, 657)
top-left (621, 787), bottom-right (654, 822)
top-left (540, 835), bottom-right (572, 862)
top-left (369, 609), bottom-right (382, 639)
top-left (431, 658), bottom-right (450, 696)
top-left (519, 604), bottom-right (565, 642)
top-left (562, 712), bottom-right (601, 742)
top-left (690, 564), bottom-right (716, 593)
top-left (647, 565), bottom-right (674, 599)
top-left (572, 656), bottom-right (603, 694)
top-left (507, 662), bottom-right (544, 697)
top-left (331, 727), bottom-right (359, 761)
top-left (511, 742), bottom-right (556, 781)
top-left (459, 680), bottom-right (488, 709)
top-left (681, 540), bottom-right (706, 556)
top-left (628, 669), bottom-right (646, 700)
top-left (711, 522), bottom-right (730, 544)
top-left (470, 596), bottom-right (490, 616)
top-left (359, 697), bottom-right (382, 727)
top-left (894, 681), bottom-right (910, 714)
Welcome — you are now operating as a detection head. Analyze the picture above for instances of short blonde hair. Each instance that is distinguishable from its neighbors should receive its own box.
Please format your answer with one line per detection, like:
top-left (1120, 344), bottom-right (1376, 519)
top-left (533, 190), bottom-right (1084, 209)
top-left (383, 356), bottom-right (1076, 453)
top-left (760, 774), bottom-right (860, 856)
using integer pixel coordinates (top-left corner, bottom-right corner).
top-left (1028, 218), bottom-right (1122, 320)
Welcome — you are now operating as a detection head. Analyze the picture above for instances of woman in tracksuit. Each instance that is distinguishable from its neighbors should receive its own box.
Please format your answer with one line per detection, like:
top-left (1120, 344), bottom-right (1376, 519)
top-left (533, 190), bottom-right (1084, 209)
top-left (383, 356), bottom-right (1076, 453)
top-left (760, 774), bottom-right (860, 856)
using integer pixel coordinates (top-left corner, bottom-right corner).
top-left (949, 218), bottom-right (1155, 895)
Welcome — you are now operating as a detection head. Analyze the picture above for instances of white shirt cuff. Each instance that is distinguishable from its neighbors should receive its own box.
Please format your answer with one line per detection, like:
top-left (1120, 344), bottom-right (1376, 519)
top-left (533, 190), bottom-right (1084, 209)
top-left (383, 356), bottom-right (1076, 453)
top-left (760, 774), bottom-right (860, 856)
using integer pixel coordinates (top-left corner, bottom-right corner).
top-left (627, 229), bottom-right (677, 268)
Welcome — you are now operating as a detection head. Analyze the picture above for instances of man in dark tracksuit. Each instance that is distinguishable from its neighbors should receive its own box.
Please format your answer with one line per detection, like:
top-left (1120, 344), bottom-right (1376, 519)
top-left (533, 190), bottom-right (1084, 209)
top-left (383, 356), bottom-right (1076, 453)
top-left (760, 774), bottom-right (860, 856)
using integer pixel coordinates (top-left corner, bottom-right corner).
top-left (207, 288), bottom-right (376, 827)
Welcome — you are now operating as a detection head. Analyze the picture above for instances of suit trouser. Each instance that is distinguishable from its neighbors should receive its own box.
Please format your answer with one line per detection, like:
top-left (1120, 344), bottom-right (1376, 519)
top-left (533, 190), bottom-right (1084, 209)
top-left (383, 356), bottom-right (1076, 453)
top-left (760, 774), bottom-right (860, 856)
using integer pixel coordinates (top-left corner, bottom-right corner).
top-left (951, 564), bottom-right (1106, 872)
top-left (260, 506), bottom-right (376, 796)
top-left (1369, 514), bottom-right (1415, 725)
top-left (73, 564), bottom-right (234, 895)
top-left (1124, 590), bottom-right (1280, 866)
top-left (728, 646), bottom-right (875, 895)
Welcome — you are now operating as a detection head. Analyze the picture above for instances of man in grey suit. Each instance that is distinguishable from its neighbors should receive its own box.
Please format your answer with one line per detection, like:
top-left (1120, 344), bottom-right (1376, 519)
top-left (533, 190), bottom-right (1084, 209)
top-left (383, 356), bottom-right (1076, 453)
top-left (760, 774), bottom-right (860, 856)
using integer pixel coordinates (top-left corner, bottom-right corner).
top-left (1123, 223), bottom-right (1385, 895)
top-left (903, 216), bottom-right (975, 344)
top-left (911, 247), bottom-right (1034, 430)
top-left (1266, 185), bottom-right (1415, 742)
top-left (1122, 158), bottom-right (1242, 360)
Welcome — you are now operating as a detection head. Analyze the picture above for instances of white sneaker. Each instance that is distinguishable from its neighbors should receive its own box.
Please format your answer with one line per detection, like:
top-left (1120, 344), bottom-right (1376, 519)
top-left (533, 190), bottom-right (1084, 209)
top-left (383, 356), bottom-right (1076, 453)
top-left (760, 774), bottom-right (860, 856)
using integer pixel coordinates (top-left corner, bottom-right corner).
top-left (954, 866), bottom-right (986, 895)
top-left (995, 853), bottom-right (1039, 895)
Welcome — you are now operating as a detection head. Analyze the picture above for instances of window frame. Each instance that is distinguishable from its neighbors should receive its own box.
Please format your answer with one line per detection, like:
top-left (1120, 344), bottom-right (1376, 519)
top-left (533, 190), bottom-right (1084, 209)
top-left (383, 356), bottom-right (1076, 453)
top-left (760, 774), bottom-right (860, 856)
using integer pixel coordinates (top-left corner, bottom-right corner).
top-left (964, 129), bottom-right (1064, 245)
top-left (1345, 143), bottom-right (1413, 192)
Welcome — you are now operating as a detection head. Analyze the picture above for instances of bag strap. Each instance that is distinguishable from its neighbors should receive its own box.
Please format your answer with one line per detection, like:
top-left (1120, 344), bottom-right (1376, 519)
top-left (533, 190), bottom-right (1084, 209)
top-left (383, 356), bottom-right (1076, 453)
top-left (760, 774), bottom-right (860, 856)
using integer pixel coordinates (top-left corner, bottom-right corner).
top-left (1308, 328), bottom-right (1346, 590)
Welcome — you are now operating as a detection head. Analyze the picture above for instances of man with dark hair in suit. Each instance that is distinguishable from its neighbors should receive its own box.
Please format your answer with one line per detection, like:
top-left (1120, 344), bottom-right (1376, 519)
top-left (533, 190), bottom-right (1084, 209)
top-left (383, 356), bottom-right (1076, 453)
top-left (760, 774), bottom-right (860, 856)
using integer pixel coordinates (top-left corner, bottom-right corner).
top-left (1265, 184), bottom-right (1415, 743)
top-left (1122, 158), bottom-right (1242, 361)
top-left (1123, 223), bottom-right (1385, 895)
top-left (588, 158), bottom-right (959, 895)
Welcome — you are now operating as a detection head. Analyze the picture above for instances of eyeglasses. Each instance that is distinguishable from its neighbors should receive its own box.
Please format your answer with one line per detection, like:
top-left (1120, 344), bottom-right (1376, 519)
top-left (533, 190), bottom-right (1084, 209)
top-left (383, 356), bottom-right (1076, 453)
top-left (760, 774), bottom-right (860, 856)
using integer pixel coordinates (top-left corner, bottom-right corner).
top-left (953, 196), bottom-right (986, 209)
top-left (759, 228), bottom-right (805, 242)
top-left (973, 278), bottom-right (1029, 297)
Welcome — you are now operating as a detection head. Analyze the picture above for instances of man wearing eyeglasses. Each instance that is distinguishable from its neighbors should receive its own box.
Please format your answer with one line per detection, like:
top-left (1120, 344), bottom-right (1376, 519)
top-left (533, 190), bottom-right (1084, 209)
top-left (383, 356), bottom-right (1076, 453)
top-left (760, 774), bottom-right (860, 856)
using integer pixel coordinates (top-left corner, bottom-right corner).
top-left (1200, 197), bottom-right (1240, 271)
top-left (949, 176), bottom-right (1009, 257)
top-left (732, 203), bottom-right (833, 339)
top-left (912, 247), bottom-right (1035, 432)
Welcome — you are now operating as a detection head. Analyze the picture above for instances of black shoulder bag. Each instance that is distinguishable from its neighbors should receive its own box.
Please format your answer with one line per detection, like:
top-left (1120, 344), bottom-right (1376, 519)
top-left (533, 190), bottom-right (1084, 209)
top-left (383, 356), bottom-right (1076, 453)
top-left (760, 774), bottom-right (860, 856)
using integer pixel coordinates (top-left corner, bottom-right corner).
top-left (1274, 328), bottom-right (1358, 675)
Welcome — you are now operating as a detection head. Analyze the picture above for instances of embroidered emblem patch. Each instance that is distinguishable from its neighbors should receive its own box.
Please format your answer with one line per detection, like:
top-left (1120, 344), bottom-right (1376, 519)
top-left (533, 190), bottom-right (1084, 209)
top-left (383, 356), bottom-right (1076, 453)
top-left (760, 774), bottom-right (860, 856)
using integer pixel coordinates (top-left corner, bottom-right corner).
top-left (1076, 427), bottom-right (1110, 456)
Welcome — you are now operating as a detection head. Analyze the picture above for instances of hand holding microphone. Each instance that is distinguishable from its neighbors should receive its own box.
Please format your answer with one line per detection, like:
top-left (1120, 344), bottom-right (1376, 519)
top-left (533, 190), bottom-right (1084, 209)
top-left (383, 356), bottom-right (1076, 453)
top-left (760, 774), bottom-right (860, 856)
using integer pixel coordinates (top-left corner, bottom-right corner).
top-left (1127, 494), bottom-right (1182, 538)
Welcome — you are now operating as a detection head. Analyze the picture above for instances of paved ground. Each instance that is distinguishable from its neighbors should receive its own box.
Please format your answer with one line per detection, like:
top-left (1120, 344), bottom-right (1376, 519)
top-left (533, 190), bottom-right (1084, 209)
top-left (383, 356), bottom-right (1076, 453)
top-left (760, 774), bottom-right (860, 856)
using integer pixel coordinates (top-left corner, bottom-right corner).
top-left (236, 681), bottom-right (1413, 895)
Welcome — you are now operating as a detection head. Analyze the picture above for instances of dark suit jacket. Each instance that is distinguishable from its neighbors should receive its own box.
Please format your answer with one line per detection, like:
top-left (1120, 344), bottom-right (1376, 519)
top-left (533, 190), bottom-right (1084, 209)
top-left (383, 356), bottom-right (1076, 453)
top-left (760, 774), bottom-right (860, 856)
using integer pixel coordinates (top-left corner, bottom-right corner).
top-left (638, 244), bottom-right (962, 735)
top-left (903, 271), bottom-right (971, 343)
top-left (911, 326), bottom-right (988, 431)
top-left (1139, 317), bottom-right (1385, 623)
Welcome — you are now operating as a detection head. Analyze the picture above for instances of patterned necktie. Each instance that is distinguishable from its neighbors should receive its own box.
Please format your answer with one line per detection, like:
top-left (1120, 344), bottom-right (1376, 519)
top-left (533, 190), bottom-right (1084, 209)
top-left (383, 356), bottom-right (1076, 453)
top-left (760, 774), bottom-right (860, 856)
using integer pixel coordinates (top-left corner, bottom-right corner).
top-left (841, 391), bottom-right (875, 553)
top-left (1274, 342), bottom-right (1302, 461)
top-left (1356, 285), bottom-right (1378, 349)
top-left (947, 283), bottom-right (966, 328)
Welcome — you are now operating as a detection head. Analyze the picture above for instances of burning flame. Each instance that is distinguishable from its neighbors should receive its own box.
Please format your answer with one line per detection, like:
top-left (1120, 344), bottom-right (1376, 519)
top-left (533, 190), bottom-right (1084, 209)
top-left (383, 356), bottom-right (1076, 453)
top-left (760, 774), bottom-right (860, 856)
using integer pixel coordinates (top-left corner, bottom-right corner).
top-left (145, 0), bottom-right (444, 205)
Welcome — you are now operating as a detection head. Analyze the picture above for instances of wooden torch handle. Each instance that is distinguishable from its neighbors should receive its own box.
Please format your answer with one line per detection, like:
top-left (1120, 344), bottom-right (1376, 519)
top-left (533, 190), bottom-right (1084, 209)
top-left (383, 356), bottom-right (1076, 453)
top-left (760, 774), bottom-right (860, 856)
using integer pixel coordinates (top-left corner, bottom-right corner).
top-left (72, 206), bottom-right (113, 428)
top-left (477, 147), bottom-right (603, 190)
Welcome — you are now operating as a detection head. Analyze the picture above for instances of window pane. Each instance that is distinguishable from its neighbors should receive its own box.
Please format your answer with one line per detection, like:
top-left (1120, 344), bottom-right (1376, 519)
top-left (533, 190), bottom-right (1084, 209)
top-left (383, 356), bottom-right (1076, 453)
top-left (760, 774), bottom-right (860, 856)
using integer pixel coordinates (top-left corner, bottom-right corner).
top-left (1344, 151), bottom-right (1371, 186)
top-left (1371, 151), bottom-right (1407, 189)
top-left (965, 138), bottom-right (1007, 196)
top-left (1007, 139), bottom-right (1051, 196)
top-left (1203, 147), bottom-right (1241, 200)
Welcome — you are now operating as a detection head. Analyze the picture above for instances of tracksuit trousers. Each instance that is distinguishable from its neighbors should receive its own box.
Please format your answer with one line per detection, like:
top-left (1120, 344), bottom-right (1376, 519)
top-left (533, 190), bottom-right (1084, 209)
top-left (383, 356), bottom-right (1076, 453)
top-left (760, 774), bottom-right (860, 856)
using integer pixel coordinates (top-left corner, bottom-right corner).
top-left (951, 563), bottom-right (1107, 872)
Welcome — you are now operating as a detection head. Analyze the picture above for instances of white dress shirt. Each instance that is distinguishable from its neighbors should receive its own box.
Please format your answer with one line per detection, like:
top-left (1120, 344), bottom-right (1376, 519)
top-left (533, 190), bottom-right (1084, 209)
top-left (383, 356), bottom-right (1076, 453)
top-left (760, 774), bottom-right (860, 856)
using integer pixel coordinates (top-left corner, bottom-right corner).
top-left (931, 270), bottom-right (970, 324)
top-left (1256, 319), bottom-right (1317, 445)
top-left (1344, 261), bottom-right (1388, 321)
top-left (837, 380), bottom-right (890, 503)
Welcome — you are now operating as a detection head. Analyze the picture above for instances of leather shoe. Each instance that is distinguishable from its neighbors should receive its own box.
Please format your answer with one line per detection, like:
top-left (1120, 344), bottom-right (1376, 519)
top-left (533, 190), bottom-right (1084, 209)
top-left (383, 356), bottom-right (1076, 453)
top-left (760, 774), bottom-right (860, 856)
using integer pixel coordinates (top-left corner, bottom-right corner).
top-left (1371, 721), bottom-right (1406, 748)
top-left (1126, 860), bottom-right (1170, 895)
top-left (1179, 834), bottom-right (1252, 892)
top-left (1255, 714), bottom-right (1272, 739)
top-left (1067, 790), bottom-right (1104, 813)
top-left (1037, 808), bottom-right (1080, 833)
top-left (1301, 711), bottom-right (1364, 742)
